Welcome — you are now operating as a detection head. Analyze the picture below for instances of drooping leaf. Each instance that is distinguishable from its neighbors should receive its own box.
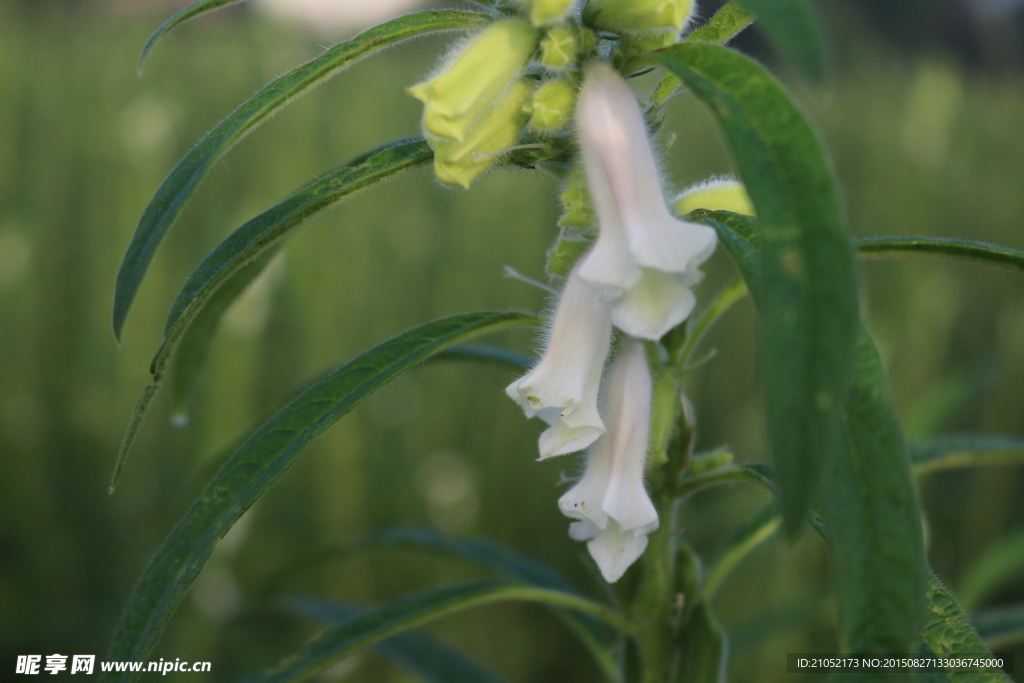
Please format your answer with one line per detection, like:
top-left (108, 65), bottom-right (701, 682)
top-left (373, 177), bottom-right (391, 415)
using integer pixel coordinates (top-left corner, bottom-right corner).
top-left (733, 0), bottom-right (828, 84)
top-left (137, 0), bottom-right (249, 72)
top-left (651, 2), bottom-right (754, 107)
top-left (168, 246), bottom-right (282, 421)
top-left (150, 138), bottom-right (433, 380)
top-left (254, 581), bottom-right (632, 683)
top-left (972, 604), bottom-right (1024, 650)
top-left (102, 312), bottom-right (535, 682)
top-left (274, 527), bottom-right (620, 681)
top-left (857, 236), bottom-right (1024, 274)
top-left (676, 462), bottom-right (779, 499)
top-left (109, 140), bottom-right (433, 490)
top-left (114, 11), bottom-right (489, 341)
top-left (286, 599), bottom-right (505, 683)
top-left (655, 39), bottom-right (863, 536)
top-left (910, 434), bottom-right (1024, 475)
top-left (958, 530), bottom-right (1024, 610)
top-left (924, 573), bottom-right (1011, 682)
top-left (826, 331), bottom-right (927, 654)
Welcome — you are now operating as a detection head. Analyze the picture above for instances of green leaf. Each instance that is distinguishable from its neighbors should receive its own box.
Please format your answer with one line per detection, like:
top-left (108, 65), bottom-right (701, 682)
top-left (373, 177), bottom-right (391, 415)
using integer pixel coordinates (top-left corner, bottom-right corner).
top-left (827, 331), bottom-right (927, 654)
top-left (286, 599), bottom-right (504, 683)
top-left (168, 247), bottom-right (282, 422)
top-left (102, 312), bottom-right (534, 682)
top-left (958, 530), bottom-right (1024, 610)
top-left (109, 140), bottom-right (433, 490)
top-left (307, 528), bottom-right (620, 682)
top-left (733, 0), bottom-right (829, 85)
top-left (137, 0), bottom-right (249, 73)
top-left (114, 11), bottom-right (489, 341)
top-left (924, 573), bottom-right (1011, 682)
top-left (430, 345), bottom-right (531, 371)
top-left (656, 42), bottom-right (860, 534)
top-left (651, 3), bottom-right (754, 107)
top-left (677, 462), bottom-right (779, 499)
top-left (671, 600), bottom-right (728, 683)
top-left (857, 237), bottom-right (1024, 275)
top-left (254, 581), bottom-right (632, 683)
top-left (703, 503), bottom-right (780, 599)
top-left (972, 604), bottom-right (1024, 650)
top-left (672, 275), bottom-right (748, 370)
top-left (910, 434), bottom-right (1024, 475)
top-left (150, 138), bottom-right (433, 380)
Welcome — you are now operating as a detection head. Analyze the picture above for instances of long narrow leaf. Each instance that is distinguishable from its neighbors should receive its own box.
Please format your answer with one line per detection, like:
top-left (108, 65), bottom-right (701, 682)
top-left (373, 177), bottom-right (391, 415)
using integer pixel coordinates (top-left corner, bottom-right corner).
top-left (910, 434), bottom-right (1024, 475)
top-left (286, 599), bottom-right (505, 683)
top-left (114, 10), bottom-right (489, 341)
top-left (270, 527), bottom-right (620, 681)
top-left (255, 581), bottom-right (631, 683)
top-left (102, 312), bottom-right (535, 682)
top-left (655, 39), bottom-right (862, 535)
top-left (958, 530), bottom-right (1024, 610)
top-left (108, 139), bottom-right (433, 491)
top-left (827, 331), bottom-right (927, 654)
top-left (924, 573), bottom-right (1012, 682)
top-left (702, 503), bottom-right (780, 599)
top-left (733, 0), bottom-right (829, 84)
top-left (858, 236), bottom-right (1024, 274)
top-left (151, 137), bottom-right (433, 379)
top-left (137, 0), bottom-right (249, 72)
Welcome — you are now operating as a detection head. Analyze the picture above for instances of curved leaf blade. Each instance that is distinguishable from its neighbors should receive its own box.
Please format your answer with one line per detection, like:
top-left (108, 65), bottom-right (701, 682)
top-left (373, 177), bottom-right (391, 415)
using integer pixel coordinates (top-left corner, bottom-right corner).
top-left (910, 434), bottom-right (1024, 475)
top-left (827, 331), bottom-right (927, 654)
top-left (102, 312), bottom-right (536, 682)
top-left (733, 0), bottom-right (828, 84)
top-left (958, 530), bottom-right (1024, 610)
top-left (255, 581), bottom-right (631, 683)
top-left (656, 41), bottom-right (861, 534)
top-left (151, 137), bottom-right (433, 379)
top-left (430, 345), bottom-right (531, 371)
top-left (703, 503), bottom-right (780, 599)
top-left (857, 236), bottom-right (1024, 274)
top-left (137, 0), bottom-right (249, 73)
top-left (114, 10), bottom-right (489, 341)
top-left (924, 573), bottom-right (1011, 682)
top-left (286, 599), bottom-right (505, 683)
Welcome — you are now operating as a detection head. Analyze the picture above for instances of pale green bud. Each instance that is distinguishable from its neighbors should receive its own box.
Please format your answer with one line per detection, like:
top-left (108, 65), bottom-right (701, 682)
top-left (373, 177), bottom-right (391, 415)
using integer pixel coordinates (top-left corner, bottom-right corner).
top-left (520, 0), bottom-right (576, 26)
top-left (540, 26), bottom-right (578, 69)
top-left (674, 178), bottom-right (756, 217)
top-left (557, 165), bottom-right (596, 232)
top-left (526, 79), bottom-right (576, 132)
top-left (430, 81), bottom-right (532, 189)
top-left (585, 0), bottom-right (695, 33)
top-left (407, 20), bottom-right (538, 143)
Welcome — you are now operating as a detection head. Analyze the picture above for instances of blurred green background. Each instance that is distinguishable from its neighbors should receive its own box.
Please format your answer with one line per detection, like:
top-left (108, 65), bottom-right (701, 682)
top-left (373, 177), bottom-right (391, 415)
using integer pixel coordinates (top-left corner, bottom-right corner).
top-left (2, 0), bottom-right (1024, 680)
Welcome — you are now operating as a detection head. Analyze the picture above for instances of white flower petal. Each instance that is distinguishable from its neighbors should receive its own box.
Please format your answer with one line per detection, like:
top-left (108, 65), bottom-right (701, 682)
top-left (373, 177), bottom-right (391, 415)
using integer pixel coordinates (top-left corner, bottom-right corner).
top-left (558, 433), bottom-right (613, 529)
top-left (568, 519), bottom-right (600, 541)
top-left (611, 269), bottom-right (696, 341)
top-left (586, 520), bottom-right (650, 583)
top-left (505, 265), bottom-right (612, 455)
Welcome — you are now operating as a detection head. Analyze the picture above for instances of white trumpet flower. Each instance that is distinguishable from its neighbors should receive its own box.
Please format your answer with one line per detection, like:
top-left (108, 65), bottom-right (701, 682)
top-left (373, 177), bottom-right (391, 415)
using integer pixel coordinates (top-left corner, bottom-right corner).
top-left (559, 340), bottom-right (658, 583)
top-left (575, 61), bottom-right (717, 341)
top-left (506, 263), bottom-right (613, 459)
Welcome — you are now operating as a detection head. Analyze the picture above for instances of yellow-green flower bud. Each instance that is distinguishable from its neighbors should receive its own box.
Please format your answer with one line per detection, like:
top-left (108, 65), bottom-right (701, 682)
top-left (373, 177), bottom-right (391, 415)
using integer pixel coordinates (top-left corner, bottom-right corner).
top-left (520, 0), bottom-right (576, 26)
top-left (430, 81), bottom-right (532, 189)
top-left (585, 0), bottom-right (694, 33)
top-left (674, 178), bottom-right (756, 216)
top-left (407, 20), bottom-right (538, 143)
top-left (526, 79), bottom-right (576, 132)
top-left (540, 26), bottom-right (578, 69)
top-left (557, 165), bottom-right (596, 232)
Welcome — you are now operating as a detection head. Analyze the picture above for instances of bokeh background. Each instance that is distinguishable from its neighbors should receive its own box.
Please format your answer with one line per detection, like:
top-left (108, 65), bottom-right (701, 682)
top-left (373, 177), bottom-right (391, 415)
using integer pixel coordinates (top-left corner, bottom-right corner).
top-left (2, 0), bottom-right (1024, 680)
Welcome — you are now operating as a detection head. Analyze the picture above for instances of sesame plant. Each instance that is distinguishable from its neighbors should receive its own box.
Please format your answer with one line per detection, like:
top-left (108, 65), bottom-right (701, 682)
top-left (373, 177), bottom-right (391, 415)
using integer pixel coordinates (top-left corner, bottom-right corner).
top-left (105, 0), bottom-right (1024, 681)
